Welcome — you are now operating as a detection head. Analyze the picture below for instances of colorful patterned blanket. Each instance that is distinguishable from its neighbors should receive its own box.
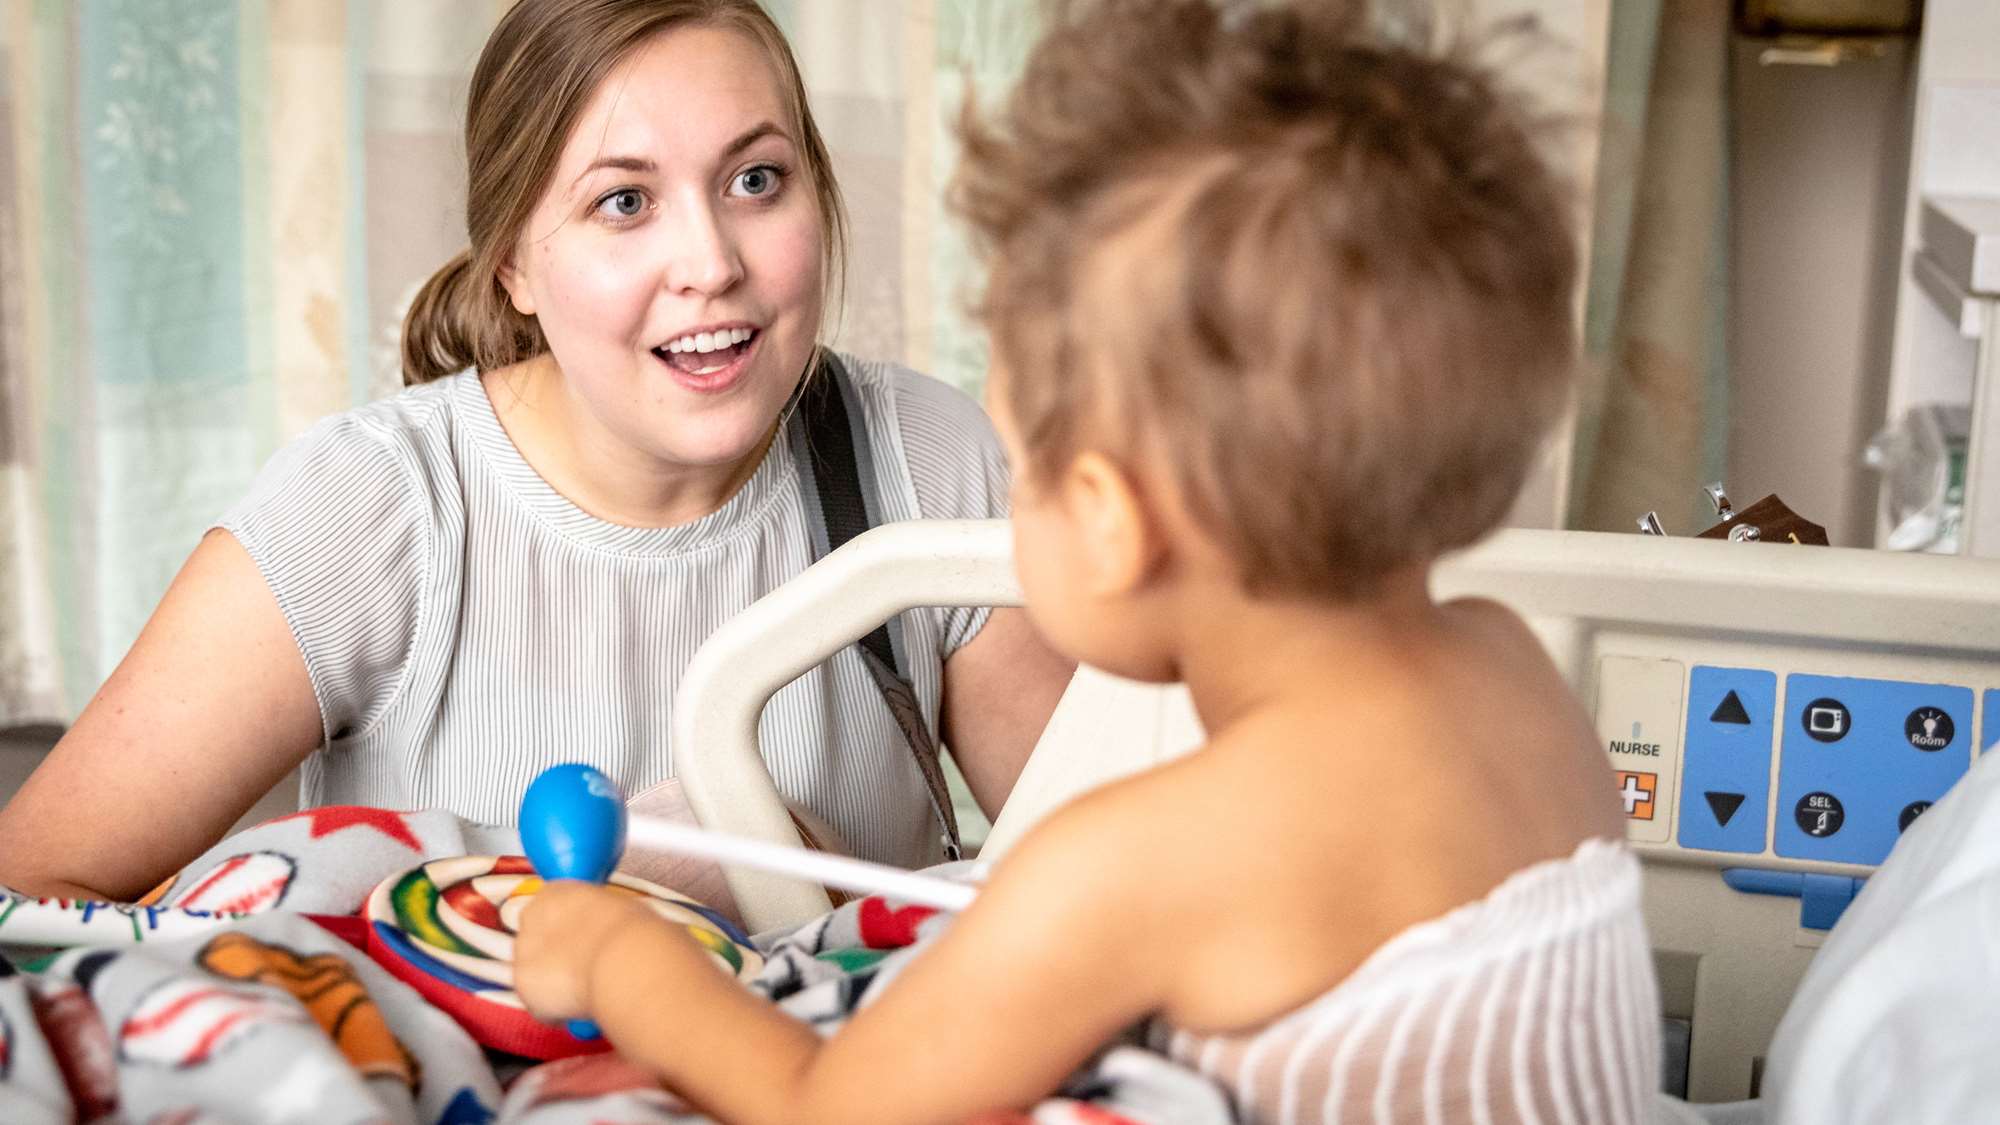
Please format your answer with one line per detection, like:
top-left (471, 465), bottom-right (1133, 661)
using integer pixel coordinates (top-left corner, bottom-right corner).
top-left (0, 807), bottom-right (1234, 1124)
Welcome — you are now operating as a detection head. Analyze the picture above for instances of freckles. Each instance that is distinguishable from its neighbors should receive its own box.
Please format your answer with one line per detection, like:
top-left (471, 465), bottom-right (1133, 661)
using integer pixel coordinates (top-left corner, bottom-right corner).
top-left (551, 246), bottom-right (651, 309)
top-left (791, 223), bottom-right (824, 285)
top-left (747, 209), bottom-right (824, 302)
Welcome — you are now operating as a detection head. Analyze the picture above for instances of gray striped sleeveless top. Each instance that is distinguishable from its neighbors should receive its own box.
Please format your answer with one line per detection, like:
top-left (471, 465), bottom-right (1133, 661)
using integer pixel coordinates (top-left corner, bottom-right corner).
top-left (218, 355), bottom-right (1006, 868)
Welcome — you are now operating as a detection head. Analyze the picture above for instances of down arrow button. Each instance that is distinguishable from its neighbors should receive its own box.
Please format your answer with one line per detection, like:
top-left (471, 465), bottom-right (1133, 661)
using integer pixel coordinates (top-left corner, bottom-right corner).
top-left (1705, 791), bottom-right (1747, 827)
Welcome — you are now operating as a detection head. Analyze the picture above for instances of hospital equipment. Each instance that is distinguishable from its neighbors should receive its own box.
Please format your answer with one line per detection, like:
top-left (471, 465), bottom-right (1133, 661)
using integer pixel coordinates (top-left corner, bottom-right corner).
top-left (668, 518), bottom-right (2000, 1106)
top-left (1877, 1), bottom-right (2000, 553)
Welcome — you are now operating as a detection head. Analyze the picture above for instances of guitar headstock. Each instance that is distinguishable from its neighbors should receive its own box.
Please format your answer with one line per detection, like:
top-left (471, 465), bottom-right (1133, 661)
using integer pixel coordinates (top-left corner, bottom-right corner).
top-left (1640, 483), bottom-right (1829, 546)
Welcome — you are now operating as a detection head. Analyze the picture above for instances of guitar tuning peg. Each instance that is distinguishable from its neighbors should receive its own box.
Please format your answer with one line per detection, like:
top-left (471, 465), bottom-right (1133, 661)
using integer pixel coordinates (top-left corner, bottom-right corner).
top-left (1638, 511), bottom-right (1667, 536)
top-left (1729, 524), bottom-right (1762, 542)
top-left (1704, 482), bottom-right (1735, 521)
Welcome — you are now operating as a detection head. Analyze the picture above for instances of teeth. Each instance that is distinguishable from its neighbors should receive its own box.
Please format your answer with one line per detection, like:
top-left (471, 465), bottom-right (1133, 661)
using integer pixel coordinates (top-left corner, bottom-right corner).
top-left (663, 326), bottom-right (755, 354)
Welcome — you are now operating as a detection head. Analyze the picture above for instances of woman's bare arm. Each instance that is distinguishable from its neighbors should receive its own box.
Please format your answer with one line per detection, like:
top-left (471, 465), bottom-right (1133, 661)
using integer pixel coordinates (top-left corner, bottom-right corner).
top-left (0, 530), bottom-right (324, 900)
top-left (939, 607), bottom-right (1075, 819)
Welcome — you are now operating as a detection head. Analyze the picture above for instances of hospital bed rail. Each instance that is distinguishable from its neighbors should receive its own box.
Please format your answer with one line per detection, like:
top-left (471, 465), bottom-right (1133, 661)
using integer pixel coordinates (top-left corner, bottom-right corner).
top-left (673, 520), bottom-right (2000, 1102)
top-left (676, 519), bottom-right (2000, 930)
top-left (671, 520), bottom-right (1018, 930)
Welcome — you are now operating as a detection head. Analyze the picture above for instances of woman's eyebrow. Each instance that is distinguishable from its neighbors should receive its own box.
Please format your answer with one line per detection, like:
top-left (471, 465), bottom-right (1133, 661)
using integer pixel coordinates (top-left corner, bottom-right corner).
top-left (567, 122), bottom-right (791, 193)
top-left (718, 121), bottom-right (787, 159)
top-left (571, 154), bottom-right (656, 191)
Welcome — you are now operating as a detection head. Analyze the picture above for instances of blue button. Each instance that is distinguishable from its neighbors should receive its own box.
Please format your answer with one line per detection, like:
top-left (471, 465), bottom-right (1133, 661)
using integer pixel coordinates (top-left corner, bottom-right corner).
top-left (1800, 873), bottom-right (1860, 931)
top-left (1776, 674), bottom-right (1973, 865)
top-left (1721, 868), bottom-right (1863, 931)
top-left (1679, 667), bottom-right (1776, 854)
top-left (1983, 690), bottom-right (2000, 755)
top-left (1721, 868), bottom-right (1801, 897)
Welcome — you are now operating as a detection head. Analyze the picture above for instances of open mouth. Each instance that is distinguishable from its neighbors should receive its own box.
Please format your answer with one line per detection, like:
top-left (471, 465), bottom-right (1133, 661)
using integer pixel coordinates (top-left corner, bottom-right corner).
top-left (652, 327), bottom-right (759, 378)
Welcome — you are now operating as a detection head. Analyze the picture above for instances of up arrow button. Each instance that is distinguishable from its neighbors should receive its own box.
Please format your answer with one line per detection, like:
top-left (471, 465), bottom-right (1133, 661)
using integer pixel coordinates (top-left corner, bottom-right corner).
top-left (1710, 691), bottom-right (1753, 726)
top-left (1678, 667), bottom-right (1774, 854)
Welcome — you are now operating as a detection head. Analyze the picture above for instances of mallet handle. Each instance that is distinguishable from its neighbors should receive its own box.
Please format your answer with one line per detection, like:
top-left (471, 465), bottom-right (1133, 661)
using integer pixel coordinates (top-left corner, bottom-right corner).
top-left (626, 814), bottom-right (978, 914)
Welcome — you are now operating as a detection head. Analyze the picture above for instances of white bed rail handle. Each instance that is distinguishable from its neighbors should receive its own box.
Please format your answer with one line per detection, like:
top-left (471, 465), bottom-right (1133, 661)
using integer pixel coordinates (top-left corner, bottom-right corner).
top-left (671, 520), bottom-right (1021, 932)
top-left (681, 522), bottom-right (2000, 932)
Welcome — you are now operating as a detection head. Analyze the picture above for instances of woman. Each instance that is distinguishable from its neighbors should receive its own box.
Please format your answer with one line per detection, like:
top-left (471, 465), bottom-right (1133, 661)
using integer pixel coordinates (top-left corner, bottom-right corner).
top-left (0, 0), bottom-right (1071, 901)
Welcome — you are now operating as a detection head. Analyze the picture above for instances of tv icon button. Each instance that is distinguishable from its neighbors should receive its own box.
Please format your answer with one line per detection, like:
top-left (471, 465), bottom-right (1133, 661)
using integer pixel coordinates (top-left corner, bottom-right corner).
top-left (1801, 699), bottom-right (1851, 744)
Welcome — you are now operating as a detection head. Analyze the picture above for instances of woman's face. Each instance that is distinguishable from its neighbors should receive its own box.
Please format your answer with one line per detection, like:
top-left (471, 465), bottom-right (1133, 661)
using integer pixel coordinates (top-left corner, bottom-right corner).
top-left (502, 24), bottom-right (823, 473)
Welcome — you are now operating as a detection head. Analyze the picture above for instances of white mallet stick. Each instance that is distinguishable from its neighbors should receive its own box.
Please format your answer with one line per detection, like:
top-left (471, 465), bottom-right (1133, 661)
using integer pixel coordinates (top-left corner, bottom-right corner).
top-left (625, 814), bottom-right (979, 913)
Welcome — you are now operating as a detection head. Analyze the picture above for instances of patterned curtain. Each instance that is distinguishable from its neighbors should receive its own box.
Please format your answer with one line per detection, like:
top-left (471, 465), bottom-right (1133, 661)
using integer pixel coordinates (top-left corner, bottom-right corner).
top-left (0, 0), bottom-right (1035, 725)
top-left (774, 0), bottom-right (1034, 395)
top-left (1568, 0), bottom-right (1732, 536)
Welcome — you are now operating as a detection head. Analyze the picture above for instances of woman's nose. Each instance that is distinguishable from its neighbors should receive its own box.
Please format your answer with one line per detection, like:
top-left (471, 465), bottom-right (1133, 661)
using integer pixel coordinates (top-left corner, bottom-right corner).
top-left (661, 194), bottom-right (745, 297)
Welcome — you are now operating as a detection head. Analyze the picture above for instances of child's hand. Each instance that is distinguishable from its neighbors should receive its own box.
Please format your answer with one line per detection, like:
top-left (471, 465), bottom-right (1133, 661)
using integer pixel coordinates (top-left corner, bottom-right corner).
top-left (514, 881), bottom-right (660, 1021)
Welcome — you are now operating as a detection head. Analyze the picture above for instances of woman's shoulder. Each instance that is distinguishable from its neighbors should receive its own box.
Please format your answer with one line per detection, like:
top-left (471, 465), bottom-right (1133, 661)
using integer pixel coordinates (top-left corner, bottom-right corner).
top-left (270, 373), bottom-right (468, 482)
top-left (835, 352), bottom-right (1008, 522)
top-left (234, 372), bottom-right (474, 534)
top-left (218, 377), bottom-right (474, 748)
top-left (837, 352), bottom-right (995, 441)
top-left (311, 371), bottom-right (466, 449)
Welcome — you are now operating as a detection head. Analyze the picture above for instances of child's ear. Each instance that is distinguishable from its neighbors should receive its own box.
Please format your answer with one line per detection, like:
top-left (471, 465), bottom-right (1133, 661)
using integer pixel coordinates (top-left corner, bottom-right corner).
top-left (497, 254), bottom-right (536, 318)
top-left (1062, 451), bottom-right (1165, 598)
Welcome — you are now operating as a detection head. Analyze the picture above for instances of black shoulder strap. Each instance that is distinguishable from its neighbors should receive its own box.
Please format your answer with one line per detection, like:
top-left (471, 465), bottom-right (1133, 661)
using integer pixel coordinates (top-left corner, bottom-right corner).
top-left (795, 353), bottom-right (963, 859)
top-left (798, 356), bottom-right (900, 674)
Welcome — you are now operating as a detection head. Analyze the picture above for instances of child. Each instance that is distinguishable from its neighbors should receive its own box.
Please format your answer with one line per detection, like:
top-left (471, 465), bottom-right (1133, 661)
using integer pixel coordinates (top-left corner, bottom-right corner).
top-left (514, 1), bottom-right (1661, 1121)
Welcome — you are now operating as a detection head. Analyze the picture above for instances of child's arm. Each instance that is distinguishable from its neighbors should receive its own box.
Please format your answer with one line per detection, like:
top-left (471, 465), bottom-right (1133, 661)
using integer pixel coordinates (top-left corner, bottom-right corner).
top-left (515, 796), bottom-right (1174, 1124)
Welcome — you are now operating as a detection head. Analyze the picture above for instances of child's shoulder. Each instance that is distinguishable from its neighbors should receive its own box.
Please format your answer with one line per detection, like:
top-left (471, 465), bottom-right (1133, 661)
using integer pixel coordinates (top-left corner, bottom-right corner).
top-left (1444, 593), bottom-right (1553, 650)
top-left (987, 741), bottom-right (1366, 938)
top-left (1354, 599), bottom-right (1626, 876)
top-left (982, 740), bottom-right (1418, 1029)
top-left (983, 751), bottom-right (1233, 915)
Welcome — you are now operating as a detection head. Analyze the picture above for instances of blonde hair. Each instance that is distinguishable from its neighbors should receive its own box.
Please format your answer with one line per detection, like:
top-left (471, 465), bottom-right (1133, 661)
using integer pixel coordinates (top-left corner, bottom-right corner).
top-left (954, 0), bottom-right (1578, 599)
top-left (402, 0), bottom-right (847, 384)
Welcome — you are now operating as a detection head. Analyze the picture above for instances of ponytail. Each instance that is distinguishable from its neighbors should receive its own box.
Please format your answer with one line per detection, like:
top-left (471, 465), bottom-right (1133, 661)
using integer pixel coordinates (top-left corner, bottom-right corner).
top-left (399, 248), bottom-right (545, 385)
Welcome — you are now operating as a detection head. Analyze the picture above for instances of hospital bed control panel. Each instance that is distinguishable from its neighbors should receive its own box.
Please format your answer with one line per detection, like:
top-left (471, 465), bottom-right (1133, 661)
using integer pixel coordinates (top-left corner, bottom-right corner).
top-left (1595, 655), bottom-right (1987, 924)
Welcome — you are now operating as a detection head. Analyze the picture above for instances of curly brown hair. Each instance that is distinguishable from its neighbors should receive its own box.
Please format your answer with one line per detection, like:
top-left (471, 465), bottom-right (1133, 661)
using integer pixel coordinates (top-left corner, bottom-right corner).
top-left (954, 0), bottom-right (1578, 598)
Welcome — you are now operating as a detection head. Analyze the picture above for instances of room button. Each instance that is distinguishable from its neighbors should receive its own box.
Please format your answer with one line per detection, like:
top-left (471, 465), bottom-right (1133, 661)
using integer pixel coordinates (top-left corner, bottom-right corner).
top-left (1905, 708), bottom-right (1953, 752)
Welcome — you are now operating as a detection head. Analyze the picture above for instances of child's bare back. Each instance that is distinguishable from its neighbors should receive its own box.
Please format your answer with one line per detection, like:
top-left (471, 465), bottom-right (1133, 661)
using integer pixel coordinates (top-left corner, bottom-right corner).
top-left (1075, 593), bottom-right (1625, 1035)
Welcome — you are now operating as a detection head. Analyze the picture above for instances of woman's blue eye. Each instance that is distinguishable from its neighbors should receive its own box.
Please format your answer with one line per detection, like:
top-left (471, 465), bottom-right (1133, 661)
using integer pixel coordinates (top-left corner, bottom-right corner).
top-left (600, 189), bottom-right (646, 218)
top-left (734, 166), bottom-right (780, 197)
